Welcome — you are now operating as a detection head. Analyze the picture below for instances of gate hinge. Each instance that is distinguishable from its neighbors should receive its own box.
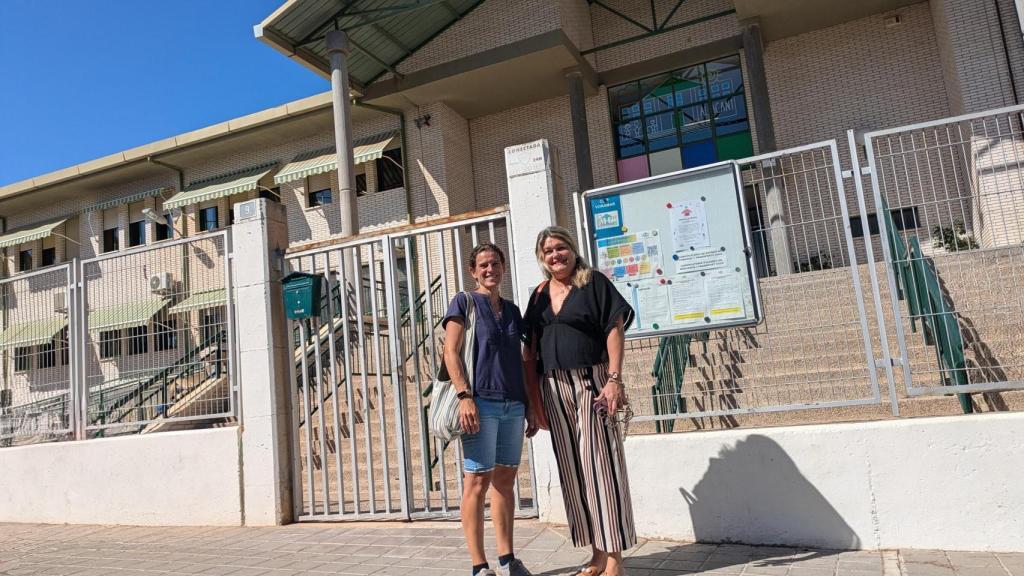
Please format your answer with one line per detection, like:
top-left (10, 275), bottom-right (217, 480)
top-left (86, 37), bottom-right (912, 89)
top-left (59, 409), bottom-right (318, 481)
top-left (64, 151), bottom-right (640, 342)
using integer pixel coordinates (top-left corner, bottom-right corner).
top-left (860, 166), bottom-right (872, 175)
top-left (841, 170), bottom-right (853, 179)
top-left (875, 358), bottom-right (903, 369)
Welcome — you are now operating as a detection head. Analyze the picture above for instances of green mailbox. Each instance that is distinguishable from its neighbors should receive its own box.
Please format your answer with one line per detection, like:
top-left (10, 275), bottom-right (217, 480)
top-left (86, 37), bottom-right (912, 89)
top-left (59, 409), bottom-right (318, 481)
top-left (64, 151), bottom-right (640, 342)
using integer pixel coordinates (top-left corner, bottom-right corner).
top-left (282, 271), bottom-right (324, 320)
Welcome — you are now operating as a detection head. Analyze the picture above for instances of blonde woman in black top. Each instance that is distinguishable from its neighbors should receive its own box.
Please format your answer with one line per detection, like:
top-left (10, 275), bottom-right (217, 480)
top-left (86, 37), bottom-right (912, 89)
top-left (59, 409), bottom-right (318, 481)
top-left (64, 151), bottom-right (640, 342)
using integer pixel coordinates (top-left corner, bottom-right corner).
top-left (523, 226), bottom-right (636, 576)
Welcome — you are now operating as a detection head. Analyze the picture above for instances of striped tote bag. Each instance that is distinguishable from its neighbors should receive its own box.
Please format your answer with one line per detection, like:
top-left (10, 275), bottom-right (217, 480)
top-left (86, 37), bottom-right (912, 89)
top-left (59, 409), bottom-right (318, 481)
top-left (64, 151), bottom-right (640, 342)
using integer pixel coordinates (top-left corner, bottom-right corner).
top-left (428, 291), bottom-right (476, 445)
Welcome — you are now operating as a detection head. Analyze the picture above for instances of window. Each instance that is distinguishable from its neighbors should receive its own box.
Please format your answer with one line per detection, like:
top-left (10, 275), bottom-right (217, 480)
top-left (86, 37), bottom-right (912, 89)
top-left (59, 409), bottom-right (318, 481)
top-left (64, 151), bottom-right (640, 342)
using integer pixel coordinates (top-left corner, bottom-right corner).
top-left (608, 54), bottom-right (753, 182)
top-left (259, 187), bottom-right (280, 202)
top-left (99, 330), bottom-right (121, 359)
top-left (376, 148), bottom-right (404, 191)
top-left (201, 309), bottom-right (222, 345)
top-left (155, 213), bottom-right (173, 241)
top-left (850, 207), bottom-right (921, 238)
top-left (38, 341), bottom-right (56, 369)
top-left (102, 228), bottom-right (119, 253)
top-left (308, 187), bottom-right (332, 207)
top-left (41, 247), bottom-right (56, 267)
top-left (127, 326), bottom-right (148, 355)
top-left (356, 171), bottom-right (368, 195)
top-left (18, 250), bottom-right (32, 272)
top-left (14, 347), bottom-right (32, 372)
top-left (198, 206), bottom-right (218, 232)
top-left (128, 220), bottom-right (146, 247)
top-left (154, 318), bottom-right (178, 352)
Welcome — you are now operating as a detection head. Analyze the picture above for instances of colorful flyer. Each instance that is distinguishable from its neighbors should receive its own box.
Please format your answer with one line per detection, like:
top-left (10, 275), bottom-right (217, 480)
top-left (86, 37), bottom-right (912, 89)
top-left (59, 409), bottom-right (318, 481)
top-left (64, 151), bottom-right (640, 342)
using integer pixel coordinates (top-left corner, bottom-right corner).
top-left (596, 229), bottom-right (663, 282)
top-left (591, 195), bottom-right (624, 240)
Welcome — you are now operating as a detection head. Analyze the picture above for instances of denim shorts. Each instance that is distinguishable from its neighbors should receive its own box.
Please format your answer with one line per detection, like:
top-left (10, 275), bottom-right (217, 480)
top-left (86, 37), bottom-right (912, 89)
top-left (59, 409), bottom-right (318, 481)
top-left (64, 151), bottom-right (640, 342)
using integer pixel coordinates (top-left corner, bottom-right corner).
top-left (461, 398), bottom-right (526, 474)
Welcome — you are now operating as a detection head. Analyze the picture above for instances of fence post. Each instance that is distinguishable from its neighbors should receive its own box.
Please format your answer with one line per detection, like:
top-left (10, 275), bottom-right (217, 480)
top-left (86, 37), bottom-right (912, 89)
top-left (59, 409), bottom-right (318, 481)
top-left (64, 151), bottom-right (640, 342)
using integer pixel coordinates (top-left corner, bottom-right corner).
top-left (231, 198), bottom-right (294, 525)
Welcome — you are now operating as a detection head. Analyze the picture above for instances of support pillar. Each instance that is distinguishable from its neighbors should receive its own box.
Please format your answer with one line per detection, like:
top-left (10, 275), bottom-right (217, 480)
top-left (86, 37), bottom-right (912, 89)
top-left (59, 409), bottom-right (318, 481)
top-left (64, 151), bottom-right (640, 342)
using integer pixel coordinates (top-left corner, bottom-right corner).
top-left (326, 30), bottom-right (359, 237)
top-left (232, 198), bottom-right (293, 525)
top-left (743, 22), bottom-right (792, 275)
top-left (566, 69), bottom-right (594, 193)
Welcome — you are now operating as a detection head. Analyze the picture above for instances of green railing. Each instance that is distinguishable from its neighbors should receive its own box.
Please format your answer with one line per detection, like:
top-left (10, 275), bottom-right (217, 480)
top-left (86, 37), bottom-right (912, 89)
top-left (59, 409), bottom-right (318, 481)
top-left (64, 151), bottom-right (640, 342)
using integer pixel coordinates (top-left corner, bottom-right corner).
top-left (880, 201), bottom-right (972, 413)
top-left (649, 332), bottom-right (709, 433)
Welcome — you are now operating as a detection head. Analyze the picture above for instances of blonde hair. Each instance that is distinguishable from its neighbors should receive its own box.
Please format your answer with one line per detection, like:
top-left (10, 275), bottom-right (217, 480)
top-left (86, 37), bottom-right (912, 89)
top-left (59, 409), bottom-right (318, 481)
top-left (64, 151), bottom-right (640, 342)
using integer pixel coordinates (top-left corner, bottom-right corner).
top-left (534, 226), bottom-right (592, 289)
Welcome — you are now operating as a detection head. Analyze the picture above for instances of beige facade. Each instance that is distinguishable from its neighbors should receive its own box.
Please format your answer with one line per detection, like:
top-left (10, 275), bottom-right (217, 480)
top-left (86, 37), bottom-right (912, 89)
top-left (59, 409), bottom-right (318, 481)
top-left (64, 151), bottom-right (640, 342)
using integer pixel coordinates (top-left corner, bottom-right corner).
top-left (1, 0), bottom-right (1023, 430)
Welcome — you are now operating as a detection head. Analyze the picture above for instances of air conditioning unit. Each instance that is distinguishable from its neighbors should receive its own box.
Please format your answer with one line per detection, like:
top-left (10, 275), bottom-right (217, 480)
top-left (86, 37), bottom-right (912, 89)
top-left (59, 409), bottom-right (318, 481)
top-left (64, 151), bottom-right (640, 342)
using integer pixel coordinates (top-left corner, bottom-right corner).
top-left (54, 291), bottom-right (68, 314)
top-left (149, 272), bottom-right (173, 294)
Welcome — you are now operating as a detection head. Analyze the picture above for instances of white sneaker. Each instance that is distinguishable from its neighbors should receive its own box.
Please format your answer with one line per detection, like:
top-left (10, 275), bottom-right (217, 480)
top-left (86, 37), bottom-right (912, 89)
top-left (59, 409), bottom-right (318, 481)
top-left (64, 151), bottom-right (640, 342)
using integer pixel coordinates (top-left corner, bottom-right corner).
top-left (496, 558), bottom-right (533, 576)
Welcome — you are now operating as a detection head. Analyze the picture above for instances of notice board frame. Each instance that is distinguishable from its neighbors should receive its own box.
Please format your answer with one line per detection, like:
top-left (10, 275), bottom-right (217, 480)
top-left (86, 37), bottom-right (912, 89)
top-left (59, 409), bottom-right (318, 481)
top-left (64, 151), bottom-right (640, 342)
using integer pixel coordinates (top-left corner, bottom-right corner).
top-left (580, 161), bottom-right (763, 340)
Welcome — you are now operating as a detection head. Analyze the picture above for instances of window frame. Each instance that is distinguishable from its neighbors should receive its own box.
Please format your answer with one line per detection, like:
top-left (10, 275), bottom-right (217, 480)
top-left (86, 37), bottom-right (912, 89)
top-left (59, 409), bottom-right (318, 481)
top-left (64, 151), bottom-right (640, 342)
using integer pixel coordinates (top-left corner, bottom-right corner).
top-left (198, 206), bottom-right (219, 232)
top-left (375, 148), bottom-right (404, 192)
top-left (41, 247), bottom-right (56, 267)
top-left (127, 325), bottom-right (148, 356)
top-left (128, 220), bottom-right (146, 247)
top-left (102, 228), bottom-right (119, 253)
top-left (14, 346), bottom-right (32, 372)
top-left (308, 187), bottom-right (333, 208)
top-left (38, 341), bottom-right (56, 369)
top-left (154, 318), bottom-right (178, 352)
top-left (99, 329), bottom-right (121, 359)
top-left (18, 249), bottom-right (32, 272)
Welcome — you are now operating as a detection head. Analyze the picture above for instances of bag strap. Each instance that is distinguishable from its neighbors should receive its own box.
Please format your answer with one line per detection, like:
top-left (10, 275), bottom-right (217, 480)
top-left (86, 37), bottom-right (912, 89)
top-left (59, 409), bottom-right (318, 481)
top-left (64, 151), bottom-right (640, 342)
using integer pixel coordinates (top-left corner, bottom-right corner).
top-left (462, 291), bottom-right (477, 393)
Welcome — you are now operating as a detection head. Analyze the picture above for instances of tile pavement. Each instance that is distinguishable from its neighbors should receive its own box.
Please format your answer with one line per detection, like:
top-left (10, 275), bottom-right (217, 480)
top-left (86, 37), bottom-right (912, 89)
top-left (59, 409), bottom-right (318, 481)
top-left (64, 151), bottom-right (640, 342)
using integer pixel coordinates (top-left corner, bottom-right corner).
top-left (0, 521), bottom-right (1021, 576)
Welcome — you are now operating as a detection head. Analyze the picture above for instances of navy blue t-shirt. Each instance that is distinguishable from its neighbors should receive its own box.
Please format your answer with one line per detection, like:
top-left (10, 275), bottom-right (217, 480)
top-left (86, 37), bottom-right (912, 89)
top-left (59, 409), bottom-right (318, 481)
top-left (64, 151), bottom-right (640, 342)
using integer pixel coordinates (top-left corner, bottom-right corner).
top-left (442, 292), bottom-right (526, 404)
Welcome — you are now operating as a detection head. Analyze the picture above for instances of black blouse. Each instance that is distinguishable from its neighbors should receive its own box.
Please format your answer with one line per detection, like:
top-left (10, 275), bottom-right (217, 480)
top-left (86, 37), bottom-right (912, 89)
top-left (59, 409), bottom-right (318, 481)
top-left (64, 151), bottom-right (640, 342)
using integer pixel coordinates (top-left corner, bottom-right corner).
top-left (524, 270), bottom-right (634, 372)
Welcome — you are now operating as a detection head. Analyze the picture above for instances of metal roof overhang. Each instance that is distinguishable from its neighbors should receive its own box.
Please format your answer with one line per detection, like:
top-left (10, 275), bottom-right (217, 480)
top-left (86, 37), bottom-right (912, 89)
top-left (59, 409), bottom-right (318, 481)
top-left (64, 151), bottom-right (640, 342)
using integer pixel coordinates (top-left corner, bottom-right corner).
top-left (163, 165), bottom-right (277, 210)
top-left (254, 0), bottom-right (486, 87)
top-left (0, 219), bottom-right (66, 249)
top-left (275, 132), bottom-right (397, 184)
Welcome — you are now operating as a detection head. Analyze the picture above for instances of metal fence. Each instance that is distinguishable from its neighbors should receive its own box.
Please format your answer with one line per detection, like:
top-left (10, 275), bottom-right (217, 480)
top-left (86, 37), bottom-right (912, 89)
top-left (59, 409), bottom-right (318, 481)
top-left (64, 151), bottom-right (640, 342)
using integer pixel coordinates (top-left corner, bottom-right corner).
top-left (0, 230), bottom-right (235, 446)
top-left (285, 209), bottom-right (536, 521)
top-left (862, 104), bottom-right (1024, 399)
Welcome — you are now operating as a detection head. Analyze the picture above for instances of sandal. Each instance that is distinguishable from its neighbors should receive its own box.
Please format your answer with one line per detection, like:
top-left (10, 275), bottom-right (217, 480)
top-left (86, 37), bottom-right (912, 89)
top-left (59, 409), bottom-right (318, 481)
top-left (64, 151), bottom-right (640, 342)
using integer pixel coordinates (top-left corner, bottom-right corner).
top-left (575, 565), bottom-right (604, 576)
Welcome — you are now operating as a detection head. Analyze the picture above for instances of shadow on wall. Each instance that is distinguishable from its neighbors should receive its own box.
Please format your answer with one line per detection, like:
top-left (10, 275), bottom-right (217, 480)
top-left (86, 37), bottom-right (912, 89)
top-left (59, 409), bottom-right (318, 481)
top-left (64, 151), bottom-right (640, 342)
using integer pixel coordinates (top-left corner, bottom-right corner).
top-left (681, 434), bottom-right (861, 550)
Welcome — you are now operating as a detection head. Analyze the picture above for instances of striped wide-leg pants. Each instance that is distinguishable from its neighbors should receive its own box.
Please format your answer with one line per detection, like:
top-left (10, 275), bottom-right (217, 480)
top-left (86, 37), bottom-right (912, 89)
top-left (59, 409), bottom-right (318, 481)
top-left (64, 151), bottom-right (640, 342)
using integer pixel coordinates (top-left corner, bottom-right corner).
top-left (541, 363), bottom-right (637, 552)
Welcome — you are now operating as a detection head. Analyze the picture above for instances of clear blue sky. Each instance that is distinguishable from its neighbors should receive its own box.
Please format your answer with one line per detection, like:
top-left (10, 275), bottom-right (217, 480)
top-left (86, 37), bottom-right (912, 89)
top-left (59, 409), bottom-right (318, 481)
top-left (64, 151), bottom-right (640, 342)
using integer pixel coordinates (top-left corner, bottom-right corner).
top-left (0, 0), bottom-right (329, 186)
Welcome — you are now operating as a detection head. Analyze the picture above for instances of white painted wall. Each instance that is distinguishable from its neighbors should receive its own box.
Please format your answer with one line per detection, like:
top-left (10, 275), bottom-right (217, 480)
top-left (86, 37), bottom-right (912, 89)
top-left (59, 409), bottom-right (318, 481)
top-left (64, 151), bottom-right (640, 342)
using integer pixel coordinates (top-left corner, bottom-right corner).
top-left (535, 413), bottom-right (1024, 552)
top-left (0, 427), bottom-right (242, 526)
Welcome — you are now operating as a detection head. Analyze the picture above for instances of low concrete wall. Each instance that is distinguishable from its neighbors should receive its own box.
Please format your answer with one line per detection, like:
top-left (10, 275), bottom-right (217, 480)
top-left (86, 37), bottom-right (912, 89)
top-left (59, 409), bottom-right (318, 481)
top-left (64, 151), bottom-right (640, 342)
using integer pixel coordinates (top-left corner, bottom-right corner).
top-left (0, 427), bottom-right (242, 526)
top-left (534, 413), bottom-right (1024, 551)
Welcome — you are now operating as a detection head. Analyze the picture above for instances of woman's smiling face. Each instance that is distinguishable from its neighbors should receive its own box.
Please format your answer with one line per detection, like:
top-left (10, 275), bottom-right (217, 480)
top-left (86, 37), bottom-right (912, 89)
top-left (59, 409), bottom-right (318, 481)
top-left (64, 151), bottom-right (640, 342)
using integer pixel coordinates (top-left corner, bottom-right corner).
top-left (470, 248), bottom-right (505, 290)
top-left (541, 236), bottom-right (575, 280)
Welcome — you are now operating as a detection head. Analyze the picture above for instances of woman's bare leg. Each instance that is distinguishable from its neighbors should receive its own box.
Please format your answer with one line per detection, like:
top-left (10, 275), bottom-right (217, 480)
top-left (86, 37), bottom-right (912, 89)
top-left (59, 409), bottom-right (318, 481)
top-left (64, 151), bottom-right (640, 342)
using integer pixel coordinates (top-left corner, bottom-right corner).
top-left (462, 471), bottom-right (492, 566)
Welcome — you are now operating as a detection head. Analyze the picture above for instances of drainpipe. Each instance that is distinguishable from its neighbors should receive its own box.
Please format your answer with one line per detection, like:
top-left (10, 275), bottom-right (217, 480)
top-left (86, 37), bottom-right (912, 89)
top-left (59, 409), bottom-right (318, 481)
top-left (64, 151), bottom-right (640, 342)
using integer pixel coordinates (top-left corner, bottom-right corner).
top-left (353, 100), bottom-right (413, 225)
top-left (147, 156), bottom-right (185, 192)
top-left (995, 0), bottom-right (1022, 104)
top-left (146, 156), bottom-right (191, 341)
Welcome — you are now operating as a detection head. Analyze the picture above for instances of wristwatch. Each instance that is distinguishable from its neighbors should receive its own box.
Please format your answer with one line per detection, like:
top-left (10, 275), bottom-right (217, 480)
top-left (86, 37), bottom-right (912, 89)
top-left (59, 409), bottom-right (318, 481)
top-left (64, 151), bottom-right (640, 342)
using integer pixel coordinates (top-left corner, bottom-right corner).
top-left (456, 390), bottom-right (472, 400)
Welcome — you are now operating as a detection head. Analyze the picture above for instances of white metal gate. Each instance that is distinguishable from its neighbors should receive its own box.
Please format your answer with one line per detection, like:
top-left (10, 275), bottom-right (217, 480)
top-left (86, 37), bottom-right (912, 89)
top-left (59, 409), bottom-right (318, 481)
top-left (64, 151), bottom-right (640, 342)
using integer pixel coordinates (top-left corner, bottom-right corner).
top-left (861, 105), bottom-right (1024, 400)
top-left (285, 209), bottom-right (537, 521)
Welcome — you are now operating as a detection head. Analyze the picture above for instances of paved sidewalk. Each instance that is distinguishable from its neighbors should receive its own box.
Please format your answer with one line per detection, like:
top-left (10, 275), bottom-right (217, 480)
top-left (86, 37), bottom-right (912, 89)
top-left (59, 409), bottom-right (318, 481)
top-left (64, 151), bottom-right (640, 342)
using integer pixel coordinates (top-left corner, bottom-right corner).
top-left (1, 521), bottom-right (1021, 576)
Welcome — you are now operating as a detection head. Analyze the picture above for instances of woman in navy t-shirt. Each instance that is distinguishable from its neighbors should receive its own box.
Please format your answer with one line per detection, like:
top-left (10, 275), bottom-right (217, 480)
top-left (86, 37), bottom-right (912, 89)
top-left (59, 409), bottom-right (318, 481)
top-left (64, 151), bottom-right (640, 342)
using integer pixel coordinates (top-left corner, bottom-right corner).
top-left (442, 242), bottom-right (536, 576)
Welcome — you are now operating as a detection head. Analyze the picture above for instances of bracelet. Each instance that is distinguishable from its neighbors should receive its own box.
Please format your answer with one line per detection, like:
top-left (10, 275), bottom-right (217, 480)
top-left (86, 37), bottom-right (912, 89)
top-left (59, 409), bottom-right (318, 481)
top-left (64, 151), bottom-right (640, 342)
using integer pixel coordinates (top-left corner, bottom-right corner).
top-left (608, 371), bottom-right (622, 382)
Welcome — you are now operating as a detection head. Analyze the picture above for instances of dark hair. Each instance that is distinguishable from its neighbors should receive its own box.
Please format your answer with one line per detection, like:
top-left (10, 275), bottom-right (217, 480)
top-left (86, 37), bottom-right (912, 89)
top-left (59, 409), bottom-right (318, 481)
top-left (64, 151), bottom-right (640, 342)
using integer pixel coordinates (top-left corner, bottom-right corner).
top-left (469, 242), bottom-right (506, 269)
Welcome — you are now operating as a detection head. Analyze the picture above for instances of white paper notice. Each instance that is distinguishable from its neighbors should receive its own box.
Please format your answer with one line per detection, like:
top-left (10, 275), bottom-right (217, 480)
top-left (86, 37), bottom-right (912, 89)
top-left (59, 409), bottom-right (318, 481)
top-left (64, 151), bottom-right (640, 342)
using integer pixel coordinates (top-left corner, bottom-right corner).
top-left (669, 201), bottom-right (710, 251)
top-left (670, 273), bottom-right (706, 325)
top-left (614, 281), bottom-right (634, 309)
top-left (675, 247), bottom-right (729, 275)
top-left (635, 281), bottom-right (670, 330)
top-left (705, 270), bottom-right (746, 320)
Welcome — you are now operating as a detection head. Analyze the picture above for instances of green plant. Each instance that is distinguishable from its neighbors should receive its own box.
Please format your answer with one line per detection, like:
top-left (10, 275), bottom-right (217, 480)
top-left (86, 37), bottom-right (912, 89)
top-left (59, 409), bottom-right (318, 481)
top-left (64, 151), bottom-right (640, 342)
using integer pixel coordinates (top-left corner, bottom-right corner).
top-left (931, 220), bottom-right (978, 252)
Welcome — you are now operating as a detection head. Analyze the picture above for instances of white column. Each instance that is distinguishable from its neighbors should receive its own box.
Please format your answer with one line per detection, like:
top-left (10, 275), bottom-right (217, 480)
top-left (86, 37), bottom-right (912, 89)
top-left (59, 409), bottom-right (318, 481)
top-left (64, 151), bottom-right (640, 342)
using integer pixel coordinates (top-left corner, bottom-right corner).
top-left (231, 198), bottom-right (293, 525)
top-left (503, 138), bottom-right (566, 526)
top-left (326, 30), bottom-right (359, 236)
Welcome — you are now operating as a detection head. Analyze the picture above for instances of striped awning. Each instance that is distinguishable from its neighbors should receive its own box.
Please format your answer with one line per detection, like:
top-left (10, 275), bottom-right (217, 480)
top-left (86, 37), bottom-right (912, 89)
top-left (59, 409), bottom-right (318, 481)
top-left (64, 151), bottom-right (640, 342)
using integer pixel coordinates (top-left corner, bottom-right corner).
top-left (89, 298), bottom-right (168, 331)
top-left (274, 133), bottom-right (397, 184)
top-left (0, 219), bottom-right (66, 249)
top-left (0, 318), bottom-right (67, 348)
top-left (163, 165), bottom-right (276, 210)
top-left (85, 187), bottom-right (171, 213)
top-left (168, 288), bottom-right (226, 314)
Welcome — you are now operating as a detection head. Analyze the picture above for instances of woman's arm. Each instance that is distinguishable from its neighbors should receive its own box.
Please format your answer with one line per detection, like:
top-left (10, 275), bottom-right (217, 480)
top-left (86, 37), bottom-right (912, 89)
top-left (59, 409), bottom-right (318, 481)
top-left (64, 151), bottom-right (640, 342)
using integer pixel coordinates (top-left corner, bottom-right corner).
top-left (600, 316), bottom-right (626, 415)
top-left (443, 316), bottom-right (479, 434)
top-left (522, 339), bottom-right (548, 434)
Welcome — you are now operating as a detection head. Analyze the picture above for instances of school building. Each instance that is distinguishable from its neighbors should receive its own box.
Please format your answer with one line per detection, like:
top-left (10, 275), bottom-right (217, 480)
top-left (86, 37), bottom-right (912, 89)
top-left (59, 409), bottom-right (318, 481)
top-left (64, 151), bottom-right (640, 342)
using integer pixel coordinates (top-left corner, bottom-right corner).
top-left (1, 0), bottom-right (1023, 552)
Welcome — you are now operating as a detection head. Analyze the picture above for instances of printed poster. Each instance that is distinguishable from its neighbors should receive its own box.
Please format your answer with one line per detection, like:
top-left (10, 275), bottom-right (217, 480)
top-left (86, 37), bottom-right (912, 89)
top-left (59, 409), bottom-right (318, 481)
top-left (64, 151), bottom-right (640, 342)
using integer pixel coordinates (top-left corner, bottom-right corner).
top-left (669, 200), bottom-right (710, 251)
top-left (705, 270), bottom-right (746, 321)
top-left (635, 281), bottom-right (670, 330)
top-left (669, 273), bottom-right (706, 325)
top-left (675, 246), bottom-right (728, 275)
top-left (591, 196), bottom-right (624, 240)
top-left (596, 229), bottom-right (663, 282)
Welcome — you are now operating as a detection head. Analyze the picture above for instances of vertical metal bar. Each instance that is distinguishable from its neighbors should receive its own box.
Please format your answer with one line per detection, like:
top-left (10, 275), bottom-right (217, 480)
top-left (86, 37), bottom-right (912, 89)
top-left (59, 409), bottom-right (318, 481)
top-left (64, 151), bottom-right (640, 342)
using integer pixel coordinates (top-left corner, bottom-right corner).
top-left (222, 231), bottom-right (239, 423)
top-left (367, 244), bottom-right (392, 513)
top-left (403, 235), bottom-right (431, 512)
top-left (79, 260), bottom-right (91, 433)
top-left (421, 232), bottom-right (448, 512)
top-left (283, 256), bottom-right (307, 519)
top-left (503, 214), bottom-right (519, 304)
top-left (454, 228), bottom-right (466, 292)
top-left (309, 256), bottom-right (331, 514)
top-left (352, 247), bottom-right (376, 514)
top-left (438, 230), bottom-right (463, 500)
top-left (847, 131), bottom-right (898, 409)
top-left (864, 134), bottom-right (912, 412)
top-left (297, 319), bottom-right (317, 514)
top-left (338, 247), bottom-right (361, 515)
top-left (323, 250), bottom-right (346, 516)
top-left (382, 236), bottom-right (412, 518)
top-left (471, 224), bottom-right (479, 247)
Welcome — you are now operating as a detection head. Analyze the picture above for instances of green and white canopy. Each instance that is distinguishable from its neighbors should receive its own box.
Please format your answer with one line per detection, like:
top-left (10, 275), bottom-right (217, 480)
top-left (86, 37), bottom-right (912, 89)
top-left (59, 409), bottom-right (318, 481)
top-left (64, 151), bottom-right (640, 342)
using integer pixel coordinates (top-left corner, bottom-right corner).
top-left (0, 219), bottom-right (66, 249)
top-left (163, 165), bottom-right (277, 210)
top-left (89, 298), bottom-right (169, 332)
top-left (0, 317), bottom-right (67, 348)
top-left (274, 132), bottom-right (397, 184)
top-left (168, 288), bottom-right (226, 314)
